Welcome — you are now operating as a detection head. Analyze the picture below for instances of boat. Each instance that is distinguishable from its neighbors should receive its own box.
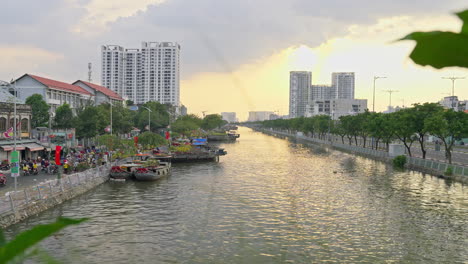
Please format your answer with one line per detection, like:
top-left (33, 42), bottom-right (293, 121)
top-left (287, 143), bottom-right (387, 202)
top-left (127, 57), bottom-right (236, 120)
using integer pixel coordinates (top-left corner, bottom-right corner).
top-left (109, 165), bottom-right (133, 180)
top-left (133, 155), bottom-right (172, 181)
top-left (207, 131), bottom-right (239, 142)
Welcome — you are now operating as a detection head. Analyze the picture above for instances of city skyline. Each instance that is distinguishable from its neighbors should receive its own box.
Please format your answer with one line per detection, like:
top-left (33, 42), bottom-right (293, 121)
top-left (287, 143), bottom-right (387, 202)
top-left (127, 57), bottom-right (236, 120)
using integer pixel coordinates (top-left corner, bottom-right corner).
top-left (1, 1), bottom-right (467, 120)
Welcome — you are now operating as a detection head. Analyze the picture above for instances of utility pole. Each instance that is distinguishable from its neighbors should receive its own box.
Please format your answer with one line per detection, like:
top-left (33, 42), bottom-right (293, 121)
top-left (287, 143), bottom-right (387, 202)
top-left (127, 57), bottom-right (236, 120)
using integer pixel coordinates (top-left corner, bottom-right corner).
top-left (88, 63), bottom-right (92, 82)
top-left (383, 90), bottom-right (399, 110)
top-left (442, 76), bottom-right (465, 97)
top-left (373, 76), bottom-right (387, 112)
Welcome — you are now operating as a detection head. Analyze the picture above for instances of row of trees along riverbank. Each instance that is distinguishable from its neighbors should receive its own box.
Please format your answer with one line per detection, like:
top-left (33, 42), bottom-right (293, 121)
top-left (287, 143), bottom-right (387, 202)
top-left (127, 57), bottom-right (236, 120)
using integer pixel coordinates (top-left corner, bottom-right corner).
top-left (26, 94), bottom-right (226, 139)
top-left (261, 103), bottom-right (468, 164)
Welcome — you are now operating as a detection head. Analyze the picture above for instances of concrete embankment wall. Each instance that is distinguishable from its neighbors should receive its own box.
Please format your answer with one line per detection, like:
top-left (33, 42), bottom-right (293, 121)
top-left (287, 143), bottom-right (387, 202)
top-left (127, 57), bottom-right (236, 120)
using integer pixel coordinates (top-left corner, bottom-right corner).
top-left (258, 128), bottom-right (468, 184)
top-left (0, 165), bottom-right (111, 228)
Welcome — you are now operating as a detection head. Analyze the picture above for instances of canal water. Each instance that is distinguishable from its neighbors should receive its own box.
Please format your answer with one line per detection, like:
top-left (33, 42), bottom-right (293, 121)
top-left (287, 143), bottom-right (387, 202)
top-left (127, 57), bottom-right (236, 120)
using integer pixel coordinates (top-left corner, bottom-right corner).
top-left (6, 127), bottom-right (468, 263)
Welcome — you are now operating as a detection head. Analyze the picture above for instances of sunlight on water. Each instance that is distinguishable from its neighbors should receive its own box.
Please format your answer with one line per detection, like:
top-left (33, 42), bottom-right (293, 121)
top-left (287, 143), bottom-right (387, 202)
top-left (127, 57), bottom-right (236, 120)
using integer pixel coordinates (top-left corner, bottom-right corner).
top-left (6, 127), bottom-right (468, 263)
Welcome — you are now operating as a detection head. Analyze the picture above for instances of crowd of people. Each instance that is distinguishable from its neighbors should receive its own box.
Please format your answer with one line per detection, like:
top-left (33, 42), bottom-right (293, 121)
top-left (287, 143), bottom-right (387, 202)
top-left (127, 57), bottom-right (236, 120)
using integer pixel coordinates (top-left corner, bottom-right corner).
top-left (17, 148), bottom-right (112, 175)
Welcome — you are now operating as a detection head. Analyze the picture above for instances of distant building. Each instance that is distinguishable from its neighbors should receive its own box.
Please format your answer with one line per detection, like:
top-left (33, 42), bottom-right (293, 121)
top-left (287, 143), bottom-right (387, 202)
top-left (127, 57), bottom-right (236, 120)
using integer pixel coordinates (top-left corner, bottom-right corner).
top-left (307, 99), bottom-right (367, 120)
top-left (310, 85), bottom-right (333, 101)
top-left (248, 111), bottom-right (274, 122)
top-left (221, 112), bottom-right (237, 123)
top-left (331, 72), bottom-right (355, 99)
top-left (439, 96), bottom-right (468, 111)
top-left (289, 71), bottom-right (312, 118)
top-left (180, 105), bottom-right (188, 116)
top-left (101, 42), bottom-right (181, 106)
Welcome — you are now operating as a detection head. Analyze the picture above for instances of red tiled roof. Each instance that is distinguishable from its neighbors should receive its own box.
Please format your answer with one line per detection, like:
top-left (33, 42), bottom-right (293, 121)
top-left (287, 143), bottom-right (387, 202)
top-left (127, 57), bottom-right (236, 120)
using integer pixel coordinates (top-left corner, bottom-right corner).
top-left (74, 80), bottom-right (124, 101)
top-left (27, 74), bottom-right (93, 96)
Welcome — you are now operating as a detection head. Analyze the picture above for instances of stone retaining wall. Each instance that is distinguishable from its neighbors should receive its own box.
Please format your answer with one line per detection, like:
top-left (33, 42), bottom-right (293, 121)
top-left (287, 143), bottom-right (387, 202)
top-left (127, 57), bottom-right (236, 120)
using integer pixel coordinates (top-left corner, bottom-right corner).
top-left (0, 166), bottom-right (110, 228)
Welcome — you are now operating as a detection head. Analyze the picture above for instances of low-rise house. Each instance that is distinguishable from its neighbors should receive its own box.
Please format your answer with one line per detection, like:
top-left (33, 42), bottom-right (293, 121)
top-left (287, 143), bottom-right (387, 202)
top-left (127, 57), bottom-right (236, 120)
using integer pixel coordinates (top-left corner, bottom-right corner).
top-left (73, 80), bottom-right (124, 105)
top-left (12, 74), bottom-right (94, 113)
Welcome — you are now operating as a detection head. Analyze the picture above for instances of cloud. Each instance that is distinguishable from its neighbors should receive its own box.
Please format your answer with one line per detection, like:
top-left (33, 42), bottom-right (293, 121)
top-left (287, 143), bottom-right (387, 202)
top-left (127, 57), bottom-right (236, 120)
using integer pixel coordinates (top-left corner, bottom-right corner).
top-left (72, 0), bottom-right (166, 34)
top-left (0, 0), bottom-right (466, 84)
top-left (0, 45), bottom-right (65, 81)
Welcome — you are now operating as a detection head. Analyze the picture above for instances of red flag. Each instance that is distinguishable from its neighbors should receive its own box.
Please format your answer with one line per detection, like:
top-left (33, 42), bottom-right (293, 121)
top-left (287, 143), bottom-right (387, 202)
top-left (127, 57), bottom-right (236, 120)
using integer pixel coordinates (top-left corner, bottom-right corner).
top-left (55, 146), bottom-right (62, 165)
top-left (134, 136), bottom-right (138, 147)
top-left (165, 131), bottom-right (170, 140)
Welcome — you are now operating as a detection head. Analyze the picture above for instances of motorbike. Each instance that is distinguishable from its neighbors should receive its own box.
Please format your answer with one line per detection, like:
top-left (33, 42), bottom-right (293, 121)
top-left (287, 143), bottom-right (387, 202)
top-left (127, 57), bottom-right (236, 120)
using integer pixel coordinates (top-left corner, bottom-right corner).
top-left (31, 167), bottom-right (39, 175)
top-left (23, 168), bottom-right (30, 176)
top-left (0, 164), bottom-right (10, 171)
top-left (49, 165), bottom-right (58, 174)
top-left (0, 174), bottom-right (6, 186)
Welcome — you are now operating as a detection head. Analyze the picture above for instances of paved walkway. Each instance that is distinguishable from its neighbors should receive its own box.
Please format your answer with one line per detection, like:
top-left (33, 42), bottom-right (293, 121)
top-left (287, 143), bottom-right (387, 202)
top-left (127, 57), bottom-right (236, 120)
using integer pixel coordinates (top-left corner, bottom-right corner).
top-left (0, 170), bottom-right (65, 196)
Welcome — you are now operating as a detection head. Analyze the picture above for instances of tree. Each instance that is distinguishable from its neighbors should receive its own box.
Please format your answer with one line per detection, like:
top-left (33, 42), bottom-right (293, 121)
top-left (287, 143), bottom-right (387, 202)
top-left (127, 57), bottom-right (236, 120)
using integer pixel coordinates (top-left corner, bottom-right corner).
top-left (54, 103), bottom-right (74, 129)
top-left (138, 131), bottom-right (167, 149)
top-left (75, 106), bottom-right (107, 138)
top-left (171, 114), bottom-right (203, 136)
top-left (392, 109), bottom-right (417, 156)
top-left (201, 114), bottom-right (227, 130)
top-left (135, 101), bottom-right (170, 132)
top-left (424, 110), bottom-right (468, 164)
top-left (411, 103), bottom-right (444, 159)
top-left (25, 94), bottom-right (50, 128)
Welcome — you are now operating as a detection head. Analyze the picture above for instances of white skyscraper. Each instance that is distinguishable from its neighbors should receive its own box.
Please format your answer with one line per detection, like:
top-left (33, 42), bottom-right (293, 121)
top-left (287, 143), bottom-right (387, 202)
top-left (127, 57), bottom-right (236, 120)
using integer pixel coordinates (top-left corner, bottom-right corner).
top-left (101, 42), bottom-right (181, 106)
top-left (289, 71), bottom-right (312, 118)
top-left (332, 72), bottom-right (355, 99)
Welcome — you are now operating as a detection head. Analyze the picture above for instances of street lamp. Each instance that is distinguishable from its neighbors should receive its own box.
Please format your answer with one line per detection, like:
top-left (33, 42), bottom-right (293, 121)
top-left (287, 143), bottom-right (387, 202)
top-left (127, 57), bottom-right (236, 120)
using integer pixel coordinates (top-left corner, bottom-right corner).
top-left (373, 76), bottom-right (387, 112)
top-left (0, 80), bottom-right (19, 191)
top-left (141, 106), bottom-right (152, 132)
top-left (110, 101), bottom-right (113, 135)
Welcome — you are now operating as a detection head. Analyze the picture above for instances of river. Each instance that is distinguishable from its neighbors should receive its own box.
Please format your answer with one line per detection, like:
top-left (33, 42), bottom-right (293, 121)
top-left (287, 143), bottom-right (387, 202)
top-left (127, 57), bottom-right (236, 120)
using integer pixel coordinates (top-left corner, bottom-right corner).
top-left (5, 127), bottom-right (468, 263)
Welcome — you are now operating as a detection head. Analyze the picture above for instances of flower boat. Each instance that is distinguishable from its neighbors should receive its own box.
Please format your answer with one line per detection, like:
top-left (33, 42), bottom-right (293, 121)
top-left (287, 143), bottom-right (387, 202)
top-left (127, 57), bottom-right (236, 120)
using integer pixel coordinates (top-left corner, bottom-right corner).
top-left (110, 165), bottom-right (133, 180)
top-left (134, 162), bottom-right (171, 181)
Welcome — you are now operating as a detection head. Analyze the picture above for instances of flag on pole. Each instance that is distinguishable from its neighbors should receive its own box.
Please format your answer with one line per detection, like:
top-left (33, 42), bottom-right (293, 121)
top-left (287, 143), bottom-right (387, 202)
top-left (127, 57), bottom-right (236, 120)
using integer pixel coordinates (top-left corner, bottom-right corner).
top-left (165, 131), bottom-right (170, 140)
top-left (55, 146), bottom-right (62, 165)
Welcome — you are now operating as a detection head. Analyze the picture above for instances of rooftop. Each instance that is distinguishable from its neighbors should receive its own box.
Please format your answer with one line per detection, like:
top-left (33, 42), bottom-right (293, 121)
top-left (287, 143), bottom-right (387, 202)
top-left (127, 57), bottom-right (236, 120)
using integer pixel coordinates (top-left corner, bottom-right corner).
top-left (74, 80), bottom-right (124, 101)
top-left (22, 74), bottom-right (93, 96)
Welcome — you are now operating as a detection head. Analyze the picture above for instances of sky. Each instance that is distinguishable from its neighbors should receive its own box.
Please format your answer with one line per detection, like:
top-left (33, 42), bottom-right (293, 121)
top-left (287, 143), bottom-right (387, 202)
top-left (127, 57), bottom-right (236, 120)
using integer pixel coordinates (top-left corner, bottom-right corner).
top-left (1, 0), bottom-right (467, 120)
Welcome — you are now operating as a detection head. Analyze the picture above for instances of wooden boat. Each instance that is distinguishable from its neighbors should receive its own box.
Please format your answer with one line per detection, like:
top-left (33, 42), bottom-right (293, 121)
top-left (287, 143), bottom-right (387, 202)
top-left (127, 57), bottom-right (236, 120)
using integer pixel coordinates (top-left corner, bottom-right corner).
top-left (110, 165), bottom-right (133, 180)
top-left (133, 155), bottom-right (171, 181)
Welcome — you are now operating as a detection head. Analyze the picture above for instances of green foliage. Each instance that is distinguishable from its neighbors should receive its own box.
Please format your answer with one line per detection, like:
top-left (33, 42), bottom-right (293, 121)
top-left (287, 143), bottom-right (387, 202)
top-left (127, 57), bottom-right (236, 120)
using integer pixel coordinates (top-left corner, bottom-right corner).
top-left (171, 114), bottom-right (203, 135)
top-left (74, 106), bottom-right (107, 139)
top-left (202, 114), bottom-right (227, 130)
top-left (445, 166), bottom-right (454, 176)
top-left (126, 100), bottom-right (134, 106)
top-left (400, 9), bottom-right (468, 69)
top-left (75, 162), bottom-right (90, 172)
top-left (138, 131), bottom-right (167, 149)
top-left (135, 102), bottom-right (170, 132)
top-left (0, 217), bottom-right (88, 264)
top-left (424, 109), bottom-right (468, 164)
top-left (25, 94), bottom-right (50, 128)
top-left (392, 155), bottom-right (407, 168)
top-left (54, 103), bottom-right (74, 129)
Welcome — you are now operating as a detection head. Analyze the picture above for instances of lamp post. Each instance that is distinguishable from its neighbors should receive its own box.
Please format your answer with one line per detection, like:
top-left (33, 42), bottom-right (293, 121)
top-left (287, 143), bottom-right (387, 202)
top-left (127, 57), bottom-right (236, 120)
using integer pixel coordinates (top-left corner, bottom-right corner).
top-left (373, 76), bottom-right (387, 112)
top-left (110, 101), bottom-right (113, 135)
top-left (141, 106), bottom-right (152, 132)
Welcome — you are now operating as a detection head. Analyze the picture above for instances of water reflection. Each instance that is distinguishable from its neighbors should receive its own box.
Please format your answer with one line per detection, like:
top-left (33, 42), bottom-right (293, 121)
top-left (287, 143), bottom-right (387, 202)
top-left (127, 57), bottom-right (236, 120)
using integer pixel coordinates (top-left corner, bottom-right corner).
top-left (5, 127), bottom-right (468, 263)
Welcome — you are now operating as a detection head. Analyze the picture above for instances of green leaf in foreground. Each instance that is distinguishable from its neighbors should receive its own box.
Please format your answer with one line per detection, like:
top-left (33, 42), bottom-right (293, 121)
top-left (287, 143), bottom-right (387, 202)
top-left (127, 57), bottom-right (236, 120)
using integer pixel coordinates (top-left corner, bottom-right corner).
top-left (399, 9), bottom-right (468, 69)
top-left (0, 217), bottom-right (88, 264)
top-left (400, 31), bottom-right (468, 69)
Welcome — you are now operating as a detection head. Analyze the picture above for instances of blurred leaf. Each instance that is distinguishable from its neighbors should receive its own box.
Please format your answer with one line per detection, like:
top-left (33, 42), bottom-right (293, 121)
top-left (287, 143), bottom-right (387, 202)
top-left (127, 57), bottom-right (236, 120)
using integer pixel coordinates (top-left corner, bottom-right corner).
top-left (0, 230), bottom-right (5, 247)
top-left (400, 31), bottom-right (468, 69)
top-left (0, 217), bottom-right (88, 264)
top-left (456, 9), bottom-right (468, 34)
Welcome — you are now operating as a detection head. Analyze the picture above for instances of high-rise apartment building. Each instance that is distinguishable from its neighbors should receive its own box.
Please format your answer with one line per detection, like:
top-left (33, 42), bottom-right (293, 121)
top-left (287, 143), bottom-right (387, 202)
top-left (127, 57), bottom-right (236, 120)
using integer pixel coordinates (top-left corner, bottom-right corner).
top-left (289, 71), bottom-right (312, 118)
top-left (221, 112), bottom-right (237, 123)
top-left (101, 42), bottom-right (180, 106)
top-left (332, 72), bottom-right (355, 99)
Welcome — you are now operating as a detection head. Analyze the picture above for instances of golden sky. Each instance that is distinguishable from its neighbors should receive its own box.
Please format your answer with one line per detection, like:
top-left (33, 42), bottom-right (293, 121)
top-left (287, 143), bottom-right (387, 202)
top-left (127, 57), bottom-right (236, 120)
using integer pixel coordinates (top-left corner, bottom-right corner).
top-left (182, 15), bottom-right (468, 121)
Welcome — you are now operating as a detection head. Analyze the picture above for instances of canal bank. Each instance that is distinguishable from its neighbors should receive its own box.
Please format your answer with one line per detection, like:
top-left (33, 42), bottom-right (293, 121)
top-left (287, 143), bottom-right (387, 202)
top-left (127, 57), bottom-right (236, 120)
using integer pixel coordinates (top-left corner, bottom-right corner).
top-left (257, 127), bottom-right (468, 184)
top-left (0, 165), bottom-right (112, 228)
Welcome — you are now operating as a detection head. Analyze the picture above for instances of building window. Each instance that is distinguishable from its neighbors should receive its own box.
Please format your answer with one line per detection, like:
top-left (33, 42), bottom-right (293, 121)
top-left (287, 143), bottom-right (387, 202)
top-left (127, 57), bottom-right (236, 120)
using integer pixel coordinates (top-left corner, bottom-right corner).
top-left (0, 117), bottom-right (6, 131)
top-left (21, 118), bottom-right (28, 132)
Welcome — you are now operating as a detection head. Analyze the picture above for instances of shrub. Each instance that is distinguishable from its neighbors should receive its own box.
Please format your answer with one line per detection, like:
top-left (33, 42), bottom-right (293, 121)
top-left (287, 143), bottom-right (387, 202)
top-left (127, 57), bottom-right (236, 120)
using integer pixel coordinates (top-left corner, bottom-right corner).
top-left (393, 155), bottom-right (407, 168)
top-left (445, 167), bottom-right (453, 176)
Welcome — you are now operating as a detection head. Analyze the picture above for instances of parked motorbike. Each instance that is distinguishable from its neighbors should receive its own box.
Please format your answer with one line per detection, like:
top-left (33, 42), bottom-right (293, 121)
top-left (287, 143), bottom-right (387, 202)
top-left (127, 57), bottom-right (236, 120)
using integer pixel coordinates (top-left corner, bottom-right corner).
top-left (0, 164), bottom-right (10, 171)
top-left (23, 168), bottom-right (30, 176)
top-left (31, 167), bottom-right (39, 175)
top-left (0, 174), bottom-right (6, 186)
